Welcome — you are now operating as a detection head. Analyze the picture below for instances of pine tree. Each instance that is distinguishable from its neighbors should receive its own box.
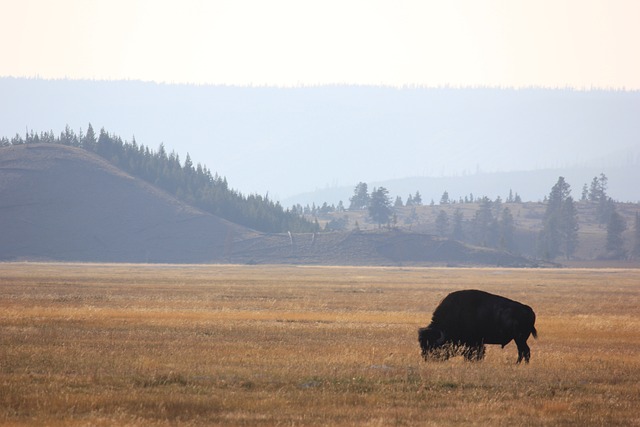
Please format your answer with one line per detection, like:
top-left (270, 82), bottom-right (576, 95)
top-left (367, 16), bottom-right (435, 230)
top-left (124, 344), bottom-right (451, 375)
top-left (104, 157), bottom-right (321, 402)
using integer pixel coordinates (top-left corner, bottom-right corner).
top-left (413, 191), bottom-right (423, 205)
top-left (440, 191), bottom-right (450, 205)
top-left (581, 184), bottom-right (588, 202)
top-left (96, 127), bottom-right (111, 158)
top-left (435, 210), bottom-right (449, 237)
top-left (632, 212), bottom-right (640, 260)
top-left (588, 176), bottom-right (601, 202)
top-left (598, 173), bottom-right (608, 198)
top-left (605, 207), bottom-right (627, 259)
top-left (349, 182), bottom-right (370, 210)
top-left (59, 125), bottom-right (78, 146)
top-left (452, 208), bottom-right (465, 241)
top-left (588, 173), bottom-right (614, 223)
top-left (561, 196), bottom-right (579, 259)
top-left (368, 187), bottom-right (393, 227)
top-left (473, 198), bottom-right (495, 247)
top-left (184, 153), bottom-right (194, 172)
top-left (83, 123), bottom-right (97, 151)
top-left (499, 207), bottom-right (516, 252)
top-left (538, 177), bottom-right (579, 260)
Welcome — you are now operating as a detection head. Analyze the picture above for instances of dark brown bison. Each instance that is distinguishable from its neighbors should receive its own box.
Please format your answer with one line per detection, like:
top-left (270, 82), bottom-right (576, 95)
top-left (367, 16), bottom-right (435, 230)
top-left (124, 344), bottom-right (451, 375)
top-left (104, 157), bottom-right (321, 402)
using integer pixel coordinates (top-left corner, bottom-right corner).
top-left (419, 289), bottom-right (537, 363)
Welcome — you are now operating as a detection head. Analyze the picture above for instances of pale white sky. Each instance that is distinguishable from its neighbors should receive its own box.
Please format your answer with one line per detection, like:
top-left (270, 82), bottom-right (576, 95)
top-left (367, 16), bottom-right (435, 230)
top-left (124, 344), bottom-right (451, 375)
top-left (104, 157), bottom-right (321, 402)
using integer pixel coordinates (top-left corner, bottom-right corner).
top-left (1, 0), bottom-right (639, 89)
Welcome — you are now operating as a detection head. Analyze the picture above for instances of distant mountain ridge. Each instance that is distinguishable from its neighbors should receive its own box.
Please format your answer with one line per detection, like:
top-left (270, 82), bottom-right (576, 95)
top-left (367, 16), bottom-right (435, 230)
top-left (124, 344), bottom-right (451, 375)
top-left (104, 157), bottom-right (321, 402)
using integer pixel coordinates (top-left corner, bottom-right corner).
top-left (1, 78), bottom-right (638, 201)
top-left (283, 164), bottom-right (640, 207)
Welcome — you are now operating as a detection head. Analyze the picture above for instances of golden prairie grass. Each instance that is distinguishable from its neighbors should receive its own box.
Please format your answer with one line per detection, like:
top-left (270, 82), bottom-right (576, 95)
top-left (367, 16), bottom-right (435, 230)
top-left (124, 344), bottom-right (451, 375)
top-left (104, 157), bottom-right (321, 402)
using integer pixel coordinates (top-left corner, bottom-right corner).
top-left (1, 263), bottom-right (639, 426)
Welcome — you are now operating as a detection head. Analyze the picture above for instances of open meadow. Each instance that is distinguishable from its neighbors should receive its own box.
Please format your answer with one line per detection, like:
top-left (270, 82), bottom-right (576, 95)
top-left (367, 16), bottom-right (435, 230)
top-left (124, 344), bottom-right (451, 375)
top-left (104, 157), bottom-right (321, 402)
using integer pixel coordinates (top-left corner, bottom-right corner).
top-left (1, 263), bottom-right (639, 426)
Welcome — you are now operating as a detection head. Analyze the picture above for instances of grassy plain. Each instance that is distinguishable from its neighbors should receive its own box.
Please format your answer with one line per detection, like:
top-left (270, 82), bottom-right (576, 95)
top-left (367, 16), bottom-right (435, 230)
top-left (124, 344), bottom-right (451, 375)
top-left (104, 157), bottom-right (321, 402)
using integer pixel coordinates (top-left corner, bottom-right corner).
top-left (1, 263), bottom-right (639, 426)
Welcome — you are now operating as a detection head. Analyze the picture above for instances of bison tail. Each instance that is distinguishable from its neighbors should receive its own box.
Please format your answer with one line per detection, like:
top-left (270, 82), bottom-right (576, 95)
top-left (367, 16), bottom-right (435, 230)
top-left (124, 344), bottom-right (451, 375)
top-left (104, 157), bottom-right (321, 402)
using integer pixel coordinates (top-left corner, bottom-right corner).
top-left (531, 325), bottom-right (538, 339)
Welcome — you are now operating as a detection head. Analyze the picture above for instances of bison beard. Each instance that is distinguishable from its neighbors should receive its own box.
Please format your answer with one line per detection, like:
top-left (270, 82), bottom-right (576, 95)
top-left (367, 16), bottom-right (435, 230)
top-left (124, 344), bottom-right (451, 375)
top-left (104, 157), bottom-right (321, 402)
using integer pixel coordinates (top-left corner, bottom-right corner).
top-left (418, 289), bottom-right (538, 364)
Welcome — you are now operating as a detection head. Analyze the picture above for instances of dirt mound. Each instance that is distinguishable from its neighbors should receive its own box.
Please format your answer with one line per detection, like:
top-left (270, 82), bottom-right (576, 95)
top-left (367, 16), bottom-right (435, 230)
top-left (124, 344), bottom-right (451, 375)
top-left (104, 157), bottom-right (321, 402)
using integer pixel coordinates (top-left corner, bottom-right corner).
top-left (226, 229), bottom-right (533, 267)
top-left (0, 144), bottom-right (256, 263)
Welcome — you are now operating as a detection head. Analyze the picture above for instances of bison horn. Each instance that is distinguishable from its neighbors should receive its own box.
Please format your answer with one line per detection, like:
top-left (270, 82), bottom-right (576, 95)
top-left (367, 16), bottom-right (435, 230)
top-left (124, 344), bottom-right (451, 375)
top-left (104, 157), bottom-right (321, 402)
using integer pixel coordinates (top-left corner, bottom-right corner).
top-left (436, 329), bottom-right (446, 345)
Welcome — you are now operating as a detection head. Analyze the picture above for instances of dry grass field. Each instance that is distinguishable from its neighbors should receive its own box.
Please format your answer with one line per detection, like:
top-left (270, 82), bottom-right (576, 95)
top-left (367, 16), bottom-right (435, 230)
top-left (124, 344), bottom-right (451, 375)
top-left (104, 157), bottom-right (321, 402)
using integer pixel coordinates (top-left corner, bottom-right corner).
top-left (1, 263), bottom-right (639, 426)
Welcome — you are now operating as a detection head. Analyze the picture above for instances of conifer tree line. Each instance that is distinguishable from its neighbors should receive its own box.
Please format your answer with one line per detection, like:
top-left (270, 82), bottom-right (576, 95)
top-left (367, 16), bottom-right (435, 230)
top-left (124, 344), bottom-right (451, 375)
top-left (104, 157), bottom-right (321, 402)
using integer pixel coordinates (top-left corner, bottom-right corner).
top-left (430, 196), bottom-right (519, 254)
top-left (2, 125), bottom-right (317, 233)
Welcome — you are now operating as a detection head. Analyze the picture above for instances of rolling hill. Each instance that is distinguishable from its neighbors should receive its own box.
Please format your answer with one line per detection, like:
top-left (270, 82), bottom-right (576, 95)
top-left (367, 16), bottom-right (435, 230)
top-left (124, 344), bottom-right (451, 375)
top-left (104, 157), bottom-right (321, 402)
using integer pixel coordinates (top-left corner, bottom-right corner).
top-left (0, 143), bottom-right (532, 266)
top-left (0, 144), bottom-right (256, 263)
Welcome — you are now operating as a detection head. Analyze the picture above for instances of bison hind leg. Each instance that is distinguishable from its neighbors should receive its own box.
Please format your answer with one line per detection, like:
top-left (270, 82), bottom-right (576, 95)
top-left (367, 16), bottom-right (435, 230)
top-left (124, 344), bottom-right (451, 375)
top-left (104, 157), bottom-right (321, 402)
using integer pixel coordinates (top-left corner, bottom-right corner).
top-left (515, 338), bottom-right (531, 364)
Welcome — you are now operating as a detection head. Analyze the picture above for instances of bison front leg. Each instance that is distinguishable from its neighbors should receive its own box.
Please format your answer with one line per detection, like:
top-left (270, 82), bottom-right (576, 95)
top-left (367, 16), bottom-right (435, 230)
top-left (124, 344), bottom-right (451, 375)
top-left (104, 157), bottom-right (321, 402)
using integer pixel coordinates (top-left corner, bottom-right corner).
top-left (515, 338), bottom-right (531, 364)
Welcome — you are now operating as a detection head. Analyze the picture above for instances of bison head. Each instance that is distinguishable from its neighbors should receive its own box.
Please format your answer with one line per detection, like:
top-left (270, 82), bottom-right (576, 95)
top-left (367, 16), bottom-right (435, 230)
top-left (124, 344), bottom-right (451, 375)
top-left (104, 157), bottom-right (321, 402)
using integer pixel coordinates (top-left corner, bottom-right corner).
top-left (418, 326), bottom-right (446, 359)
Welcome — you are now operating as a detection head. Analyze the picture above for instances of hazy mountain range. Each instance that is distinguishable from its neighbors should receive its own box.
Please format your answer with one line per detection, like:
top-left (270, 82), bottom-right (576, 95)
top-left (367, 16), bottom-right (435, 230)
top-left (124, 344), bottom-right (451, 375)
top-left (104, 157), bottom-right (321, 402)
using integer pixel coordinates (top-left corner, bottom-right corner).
top-left (1, 78), bottom-right (638, 204)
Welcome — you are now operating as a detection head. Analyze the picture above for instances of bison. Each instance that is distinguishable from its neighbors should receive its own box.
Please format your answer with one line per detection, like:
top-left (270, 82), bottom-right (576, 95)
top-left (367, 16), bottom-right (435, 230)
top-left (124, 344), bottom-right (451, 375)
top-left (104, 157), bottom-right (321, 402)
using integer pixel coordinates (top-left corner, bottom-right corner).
top-left (418, 289), bottom-right (537, 363)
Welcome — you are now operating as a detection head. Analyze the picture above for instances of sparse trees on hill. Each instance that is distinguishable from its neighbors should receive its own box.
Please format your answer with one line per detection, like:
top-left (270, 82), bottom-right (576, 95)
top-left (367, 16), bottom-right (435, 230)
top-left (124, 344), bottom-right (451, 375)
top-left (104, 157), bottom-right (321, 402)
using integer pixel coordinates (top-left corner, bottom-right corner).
top-left (505, 190), bottom-right (521, 204)
top-left (405, 191), bottom-right (423, 207)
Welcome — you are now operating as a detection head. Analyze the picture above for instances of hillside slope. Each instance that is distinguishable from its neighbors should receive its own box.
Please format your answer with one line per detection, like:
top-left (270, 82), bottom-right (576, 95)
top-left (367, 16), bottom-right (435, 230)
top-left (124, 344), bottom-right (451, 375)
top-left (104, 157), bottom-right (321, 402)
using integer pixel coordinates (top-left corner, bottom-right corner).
top-left (0, 144), bottom-right (257, 263)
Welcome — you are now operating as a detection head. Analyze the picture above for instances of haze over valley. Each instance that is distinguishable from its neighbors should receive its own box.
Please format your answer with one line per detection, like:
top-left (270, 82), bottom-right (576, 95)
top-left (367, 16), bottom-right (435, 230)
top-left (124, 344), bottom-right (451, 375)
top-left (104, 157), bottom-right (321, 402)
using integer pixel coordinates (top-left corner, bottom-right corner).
top-left (2, 78), bottom-right (639, 205)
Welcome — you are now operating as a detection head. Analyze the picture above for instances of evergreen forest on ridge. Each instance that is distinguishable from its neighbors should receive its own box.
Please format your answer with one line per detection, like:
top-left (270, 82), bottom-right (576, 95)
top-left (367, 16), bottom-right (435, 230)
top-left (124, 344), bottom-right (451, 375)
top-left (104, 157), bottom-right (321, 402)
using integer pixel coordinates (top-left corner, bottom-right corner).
top-left (2, 126), bottom-right (317, 233)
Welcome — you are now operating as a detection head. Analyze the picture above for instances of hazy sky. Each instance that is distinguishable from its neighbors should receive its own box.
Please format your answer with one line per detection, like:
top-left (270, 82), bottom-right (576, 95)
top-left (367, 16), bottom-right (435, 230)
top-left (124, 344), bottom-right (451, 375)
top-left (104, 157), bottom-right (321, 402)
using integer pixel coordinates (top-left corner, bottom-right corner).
top-left (2, 0), bottom-right (639, 89)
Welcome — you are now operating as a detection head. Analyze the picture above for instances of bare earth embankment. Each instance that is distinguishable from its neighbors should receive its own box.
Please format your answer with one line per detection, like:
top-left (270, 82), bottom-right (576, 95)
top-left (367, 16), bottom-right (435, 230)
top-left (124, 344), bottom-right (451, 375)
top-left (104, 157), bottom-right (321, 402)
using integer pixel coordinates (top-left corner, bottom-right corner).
top-left (1, 263), bottom-right (639, 425)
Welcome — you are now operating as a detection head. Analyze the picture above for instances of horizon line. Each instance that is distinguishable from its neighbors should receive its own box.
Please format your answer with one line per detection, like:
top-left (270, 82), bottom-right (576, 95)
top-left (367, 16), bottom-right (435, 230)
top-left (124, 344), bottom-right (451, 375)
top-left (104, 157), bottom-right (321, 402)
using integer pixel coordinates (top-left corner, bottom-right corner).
top-left (1, 75), bottom-right (638, 92)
